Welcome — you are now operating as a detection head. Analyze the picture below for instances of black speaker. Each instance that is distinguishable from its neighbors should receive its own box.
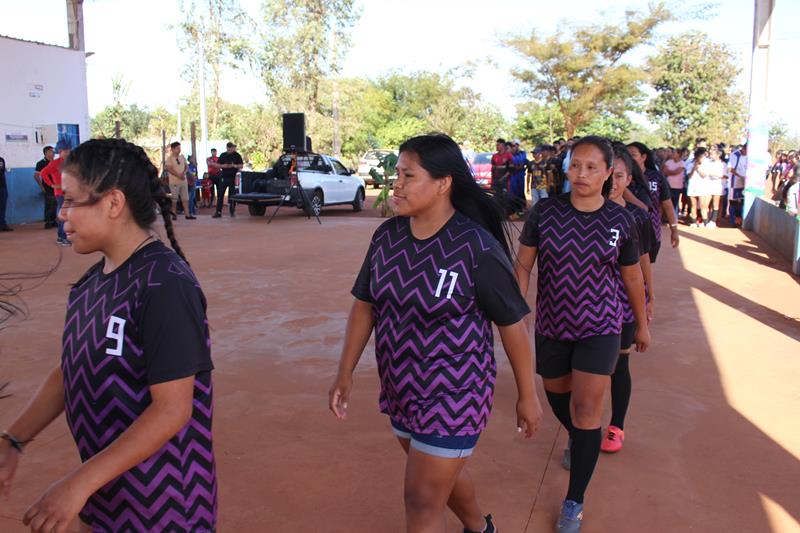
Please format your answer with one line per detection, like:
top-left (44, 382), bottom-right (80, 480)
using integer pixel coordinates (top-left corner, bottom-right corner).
top-left (283, 113), bottom-right (306, 152)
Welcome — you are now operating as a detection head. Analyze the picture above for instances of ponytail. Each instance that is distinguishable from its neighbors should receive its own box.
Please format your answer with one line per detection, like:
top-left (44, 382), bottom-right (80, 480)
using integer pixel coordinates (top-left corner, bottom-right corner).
top-left (398, 134), bottom-right (514, 258)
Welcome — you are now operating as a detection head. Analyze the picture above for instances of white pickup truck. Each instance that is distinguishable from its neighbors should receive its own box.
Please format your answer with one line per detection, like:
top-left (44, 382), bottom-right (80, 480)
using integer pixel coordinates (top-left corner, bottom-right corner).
top-left (231, 152), bottom-right (366, 217)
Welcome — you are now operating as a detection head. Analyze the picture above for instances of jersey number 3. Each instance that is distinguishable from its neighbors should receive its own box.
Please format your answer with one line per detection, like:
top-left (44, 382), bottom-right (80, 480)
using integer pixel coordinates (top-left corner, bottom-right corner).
top-left (106, 316), bottom-right (126, 357)
top-left (608, 228), bottom-right (620, 247)
top-left (434, 269), bottom-right (459, 299)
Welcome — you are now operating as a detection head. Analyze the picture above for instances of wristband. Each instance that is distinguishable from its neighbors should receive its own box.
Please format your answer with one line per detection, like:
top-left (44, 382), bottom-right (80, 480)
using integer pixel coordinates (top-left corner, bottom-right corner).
top-left (669, 223), bottom-right (678, 229)
top-left (0, 431), bottom-right (29, 453)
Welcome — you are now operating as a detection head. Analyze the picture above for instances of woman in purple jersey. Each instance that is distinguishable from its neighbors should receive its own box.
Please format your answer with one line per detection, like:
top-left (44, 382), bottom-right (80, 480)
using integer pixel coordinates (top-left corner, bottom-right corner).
top-left (599, 146), bottom-right (656, 454)
top-left (625, 142), bottom-right (680, 261)
top-left (329, 134), bottom-right (542, 533)
top-left (0, 139), bottom-right (216, 533)
top-left (515, 136), bottom-right (650, 533)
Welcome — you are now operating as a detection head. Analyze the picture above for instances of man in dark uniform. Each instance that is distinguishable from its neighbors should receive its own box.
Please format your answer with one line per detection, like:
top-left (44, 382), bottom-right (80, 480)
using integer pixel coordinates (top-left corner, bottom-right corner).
top-left (212, 142), bottom-right (243, 218)
top-left (34, 146), bottom-right (56, 229)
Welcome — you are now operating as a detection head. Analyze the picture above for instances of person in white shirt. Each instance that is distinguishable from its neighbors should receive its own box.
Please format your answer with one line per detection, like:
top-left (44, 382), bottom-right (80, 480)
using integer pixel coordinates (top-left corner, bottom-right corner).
top-left (686, 147), bottom-right (711, 227)
top-left (727, 144), bottom-right (748, 226)
top-left (703, 148), bottom-right (726, 228)
top-left (661, 148), bottom-right (686, 219)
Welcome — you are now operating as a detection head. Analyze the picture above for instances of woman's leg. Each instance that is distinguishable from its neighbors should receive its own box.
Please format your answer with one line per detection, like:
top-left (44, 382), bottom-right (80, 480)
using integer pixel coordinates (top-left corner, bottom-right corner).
top-left (404, 446), bottom-right (472, 533)
top-left (609, 350), bottom-right (632, 430)
top-left (692, 196), bottom-right (702, 223)
top-left (710, 195), bottom-right (721, 224)
top-left (670, 188), bottom-right (680, 219)
top-left (567, 370), bottom-right (608, 504)
top-left (396, 438), bottom-right (485, 532)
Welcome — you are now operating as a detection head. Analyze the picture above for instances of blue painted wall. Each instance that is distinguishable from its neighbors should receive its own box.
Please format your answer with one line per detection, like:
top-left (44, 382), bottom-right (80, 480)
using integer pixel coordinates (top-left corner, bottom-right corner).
top-left (5, 167), bottom-right (44, 225)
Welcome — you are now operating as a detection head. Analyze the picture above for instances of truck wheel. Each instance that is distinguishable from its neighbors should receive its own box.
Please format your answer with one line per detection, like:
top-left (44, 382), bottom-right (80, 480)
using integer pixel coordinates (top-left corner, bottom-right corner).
top-left (248, 205), bottom-right (267, 217)
top-left (307, 190), bottom-right (323, 217)
top-left (352, 188), bottom-right (365, 212)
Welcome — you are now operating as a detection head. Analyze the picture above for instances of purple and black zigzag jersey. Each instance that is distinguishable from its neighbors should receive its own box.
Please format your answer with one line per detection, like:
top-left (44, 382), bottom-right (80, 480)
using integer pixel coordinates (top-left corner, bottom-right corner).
top-left (617, 202), bottom-right (653, 324)
top-left (62, 241), bottom-right (216, 532)
top-left (353, 212), bottom-right (530, 437)
top-left (630, 169), bottom-right (670, 252)
top-left (519, 193), bottom-right (640, 341)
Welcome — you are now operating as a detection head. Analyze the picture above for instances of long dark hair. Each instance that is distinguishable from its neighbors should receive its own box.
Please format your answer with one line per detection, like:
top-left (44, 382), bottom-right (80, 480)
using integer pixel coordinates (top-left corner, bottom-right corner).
top-left (613, 142), bottom-right (650, 198)
top-left (627, 141), bottom-right (657, 172)
top-left (63, 138), bottom-right (187, 263)
top-left (571, 135), bottom-right (615, 198)
top-left (398, 134), bottom-right (513, 258)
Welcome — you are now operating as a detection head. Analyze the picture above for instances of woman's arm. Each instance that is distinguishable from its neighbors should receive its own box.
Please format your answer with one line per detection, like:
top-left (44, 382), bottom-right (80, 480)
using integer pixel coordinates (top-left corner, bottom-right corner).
top-left (639, 253), bottom-right (654, 323)
top-left (623, 189), bottom-right (648, 210)
top-left (0, 366), bottom-right (65, 498)
top-left (23, 376), bottom-right (198, 532)
top-left (514, 245), bottom-right (538, 298)
top-left (497, 321), bottom-right (542, 437)
top-left (620, 264), bottom-right (651, 353)
top-left (4, 365), bottom-right (65, 445)
top-left (328, 299), bottom-right (375, 420)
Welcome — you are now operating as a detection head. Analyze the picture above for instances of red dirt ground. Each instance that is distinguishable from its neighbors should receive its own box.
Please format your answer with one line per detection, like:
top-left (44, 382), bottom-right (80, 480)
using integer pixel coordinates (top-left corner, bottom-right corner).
top-left (1, 200), bottom-right (799, 532)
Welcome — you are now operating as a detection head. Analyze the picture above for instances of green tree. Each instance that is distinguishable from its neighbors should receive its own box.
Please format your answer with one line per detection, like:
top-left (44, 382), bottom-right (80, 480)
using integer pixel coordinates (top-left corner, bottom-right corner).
top-left (257, 0), bottom-right (360, 112)
top-left (768, 120), bottom-right (800, 154)
top-left (504, 3), bottom-right (671, 138)
top-left (91, 76), bottom-right (150, 139)
top-left (176, 0), bottom-right (252, 132)
top-left (646, 31), bottom-right (747, 146)
top-left (513, 103), bottom-right (565, 146)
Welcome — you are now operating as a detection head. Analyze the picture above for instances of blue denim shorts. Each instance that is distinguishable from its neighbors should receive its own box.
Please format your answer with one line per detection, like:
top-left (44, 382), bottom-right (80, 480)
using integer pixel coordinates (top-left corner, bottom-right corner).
top-left (391, 419), bottom-right (480, 459)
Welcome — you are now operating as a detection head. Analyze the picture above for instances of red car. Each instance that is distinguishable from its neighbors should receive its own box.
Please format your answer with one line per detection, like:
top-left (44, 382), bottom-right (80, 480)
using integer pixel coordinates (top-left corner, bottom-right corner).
top-left (470, 152), bottom-right (493, 189)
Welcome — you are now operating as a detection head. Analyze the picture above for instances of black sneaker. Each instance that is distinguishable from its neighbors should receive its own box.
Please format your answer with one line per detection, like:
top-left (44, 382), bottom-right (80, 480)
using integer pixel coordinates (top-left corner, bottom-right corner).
top-left (0, 225), bottom-right (13, 232)
top-left (185, 215), bottom-right (196, 220)
top-left (464, 514), bottom-right (496, 533)
top-left (212, 212), bottom-right (222, 219)
top-left (229, 209), bottom-right (236, 218)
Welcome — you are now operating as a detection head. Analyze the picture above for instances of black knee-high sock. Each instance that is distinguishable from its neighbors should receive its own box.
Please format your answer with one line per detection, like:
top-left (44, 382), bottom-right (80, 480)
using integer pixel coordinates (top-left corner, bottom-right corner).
top-left (610, 353), bottom-right (631, 430)
top-left (545, 391), bottom-right (574, 435)
top-left (566, 427), bottom-right (602, 504)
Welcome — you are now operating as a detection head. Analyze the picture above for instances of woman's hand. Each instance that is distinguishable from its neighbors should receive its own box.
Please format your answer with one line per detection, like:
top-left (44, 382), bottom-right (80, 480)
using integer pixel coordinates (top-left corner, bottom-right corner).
top-left (0, 439), bottom-right (20, 497)
top-left (516, 393), bottom-right (543, 438)
top-left (634, 326), bottom-right (651, 353)
top-left (328, 373), bottom-right (354, 420)
top-left (23, 474), bottom-right (89, 533)
top-left (646, 298), bottom-right (655, 324)
top-left (670, 226), bottom-right (679, 248)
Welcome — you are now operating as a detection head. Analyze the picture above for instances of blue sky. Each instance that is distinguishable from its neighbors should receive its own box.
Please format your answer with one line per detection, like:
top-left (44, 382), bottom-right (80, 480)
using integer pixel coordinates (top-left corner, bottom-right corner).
top-left (2, 0), bottom-right (798, 134)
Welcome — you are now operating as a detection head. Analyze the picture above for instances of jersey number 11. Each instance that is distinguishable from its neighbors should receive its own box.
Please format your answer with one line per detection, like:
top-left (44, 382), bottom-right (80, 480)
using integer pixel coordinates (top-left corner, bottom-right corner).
top-left (434, 269), bottom-right (459, 299)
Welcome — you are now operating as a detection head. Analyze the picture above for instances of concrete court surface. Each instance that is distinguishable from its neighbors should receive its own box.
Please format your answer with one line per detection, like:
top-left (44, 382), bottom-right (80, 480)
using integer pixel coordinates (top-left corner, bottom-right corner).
top-left (1, 202), bottom-right (799, 533)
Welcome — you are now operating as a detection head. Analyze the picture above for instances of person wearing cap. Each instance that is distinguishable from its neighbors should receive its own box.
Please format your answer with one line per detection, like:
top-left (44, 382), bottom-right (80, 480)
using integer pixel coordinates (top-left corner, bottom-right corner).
top-left (40, 141), bottom-right (71, 245)
top-left (213, 141), bottom-right (243, 218)
top-left (165, 142), bottom-right (194, 221)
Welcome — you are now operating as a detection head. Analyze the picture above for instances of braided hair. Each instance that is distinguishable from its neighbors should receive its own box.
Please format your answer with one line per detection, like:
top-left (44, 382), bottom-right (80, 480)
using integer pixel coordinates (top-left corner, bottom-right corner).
top-left (63, 138), bottom-right (188, 263)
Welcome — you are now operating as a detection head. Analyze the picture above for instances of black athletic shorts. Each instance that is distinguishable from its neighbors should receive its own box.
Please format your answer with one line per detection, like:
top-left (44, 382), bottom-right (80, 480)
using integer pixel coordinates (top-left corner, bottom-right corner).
top-left (650, 240), bottom-right (661, 263)
top-left (534, 333), bottom-right (621, 379)
top-left (620, 322), bottom-right (636, 350)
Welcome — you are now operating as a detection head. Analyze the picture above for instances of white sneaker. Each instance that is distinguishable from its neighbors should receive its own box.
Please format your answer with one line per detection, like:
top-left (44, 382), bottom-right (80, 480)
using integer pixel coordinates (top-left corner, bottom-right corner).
top-left (690, 222), bottom-right (700, 228)
top-left (705, 220), bottom-right (717, 228)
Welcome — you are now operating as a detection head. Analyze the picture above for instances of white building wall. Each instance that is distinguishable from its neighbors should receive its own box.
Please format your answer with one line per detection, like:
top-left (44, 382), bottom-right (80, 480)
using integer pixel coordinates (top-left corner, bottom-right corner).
top-left (0, 36), bottom-right (89, 224)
